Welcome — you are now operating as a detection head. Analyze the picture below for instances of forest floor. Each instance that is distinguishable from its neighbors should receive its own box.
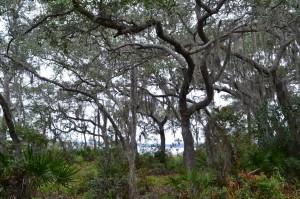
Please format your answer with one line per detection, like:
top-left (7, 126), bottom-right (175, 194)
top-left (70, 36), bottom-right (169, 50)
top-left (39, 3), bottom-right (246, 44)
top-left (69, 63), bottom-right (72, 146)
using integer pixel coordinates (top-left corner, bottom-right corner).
top-left (32, 150), bottom-right (299, 199)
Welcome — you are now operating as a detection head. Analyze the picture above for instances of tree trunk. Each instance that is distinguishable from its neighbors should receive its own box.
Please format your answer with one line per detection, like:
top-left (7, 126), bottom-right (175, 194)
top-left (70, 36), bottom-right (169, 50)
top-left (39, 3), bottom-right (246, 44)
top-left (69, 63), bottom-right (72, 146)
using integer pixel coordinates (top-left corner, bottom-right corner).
top-left (247, 109), bottom-right (252, 134)
top-left (159, 125), bottom-right (166, 163)
top-left (83, 131), bottom-right (87, 148)
top-left (204, 122), bottom-right (214, 167)
top-left (127, 148), bottom-right (137, 199)
top-left (0, 71), bottom-right (12, 153)
top-left (0, 93), bottom-right (21, 158)
top-left (204, 117), bottom-right (234, 185)
top-left (0, 117), bottom-right (6, 153)
top-left (99, 111), bottom-right (109, 150)
top-left (127, 65), bottom-right (138, 199)
top-left (272, 72), bottom-right (300, 157)
top-left (92, 120), bottom-right (97, 149)
top-left (14, 75), bottom-right (26, 125)
top-left (181, 118), bottom-right (195, 171)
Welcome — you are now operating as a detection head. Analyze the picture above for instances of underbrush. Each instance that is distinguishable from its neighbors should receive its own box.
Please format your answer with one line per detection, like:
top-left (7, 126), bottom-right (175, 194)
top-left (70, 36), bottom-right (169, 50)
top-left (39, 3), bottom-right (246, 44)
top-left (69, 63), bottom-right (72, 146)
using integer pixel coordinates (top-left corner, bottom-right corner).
top-left (135, 151), bottom-right (300, 199)
top-left (2, 146), bottom-right (299, 199)
top-left (0, 147), bottom-right (78, 199)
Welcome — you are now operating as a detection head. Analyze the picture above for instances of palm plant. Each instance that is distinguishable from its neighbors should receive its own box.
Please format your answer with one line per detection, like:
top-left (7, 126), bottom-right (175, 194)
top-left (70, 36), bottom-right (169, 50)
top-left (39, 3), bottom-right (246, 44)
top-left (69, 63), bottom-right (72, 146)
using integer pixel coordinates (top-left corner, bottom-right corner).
top-left (0, 147), bottom-right (78, 199)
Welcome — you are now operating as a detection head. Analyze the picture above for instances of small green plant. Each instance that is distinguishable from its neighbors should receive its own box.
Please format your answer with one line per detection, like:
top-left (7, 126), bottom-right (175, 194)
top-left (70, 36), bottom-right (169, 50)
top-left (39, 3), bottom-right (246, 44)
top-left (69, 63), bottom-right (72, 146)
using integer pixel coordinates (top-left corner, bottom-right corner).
top-left (0, 147), bottom-right (78, 199)
top-left (168, 174), bottom-right (189, 198)
top-left (165, 155), bottom-right (184, 173)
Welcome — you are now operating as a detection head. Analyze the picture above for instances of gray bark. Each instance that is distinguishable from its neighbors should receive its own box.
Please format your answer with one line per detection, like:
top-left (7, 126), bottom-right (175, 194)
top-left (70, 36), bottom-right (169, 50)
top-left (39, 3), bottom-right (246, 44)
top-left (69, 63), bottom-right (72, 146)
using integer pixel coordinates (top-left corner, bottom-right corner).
top-left (0, 93), bottom-right (21, 158)
top-left (272, 71), bottom-right (300, 157)
top-left (158, 124), bottom-right (166, 163)
top-left (127, 66), bottom-right (138, 199)
top-left (181, 118), bottom-right (196, 170)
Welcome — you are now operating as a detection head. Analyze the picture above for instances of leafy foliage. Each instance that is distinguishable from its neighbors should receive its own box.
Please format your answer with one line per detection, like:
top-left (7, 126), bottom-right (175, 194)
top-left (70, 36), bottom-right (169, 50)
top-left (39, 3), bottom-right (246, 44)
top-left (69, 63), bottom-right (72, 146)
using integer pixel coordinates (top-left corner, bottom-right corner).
top-left (85, 147), bottom-right (129, 199)
top-left (0, 147), bottom-right (78, 198)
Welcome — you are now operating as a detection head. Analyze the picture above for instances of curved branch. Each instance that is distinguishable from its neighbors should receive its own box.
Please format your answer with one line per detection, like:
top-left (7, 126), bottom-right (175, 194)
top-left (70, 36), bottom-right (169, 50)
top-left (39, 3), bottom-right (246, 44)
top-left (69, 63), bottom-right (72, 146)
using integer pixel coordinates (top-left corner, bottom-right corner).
top-left (187, 57), bottom-right (214, 115)
top-left (72, 0), bottom-right (155, 36)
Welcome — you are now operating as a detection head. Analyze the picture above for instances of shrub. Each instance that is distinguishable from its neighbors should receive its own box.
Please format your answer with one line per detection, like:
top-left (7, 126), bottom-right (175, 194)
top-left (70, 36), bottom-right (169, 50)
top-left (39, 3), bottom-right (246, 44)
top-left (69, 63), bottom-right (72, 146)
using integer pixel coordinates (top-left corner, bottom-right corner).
top-left (85, 146), bottom-right (129, 199)
top-left (227, 171), bottom-right (285, 199)
top-left (165, 155), bottom-right (184, 173)
top-left (0, 147), bottom-right (78, 199)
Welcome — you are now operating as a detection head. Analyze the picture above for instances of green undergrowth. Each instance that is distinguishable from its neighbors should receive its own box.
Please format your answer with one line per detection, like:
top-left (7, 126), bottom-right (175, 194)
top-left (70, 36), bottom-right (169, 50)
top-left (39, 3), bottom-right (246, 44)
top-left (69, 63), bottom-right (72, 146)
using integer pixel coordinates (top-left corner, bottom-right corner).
top-left (135, 151), bottom-right (300, 199)
top-left (2, 147), bottom-right (298, 199)
top-left (35, 149), bottom-right (99, 199)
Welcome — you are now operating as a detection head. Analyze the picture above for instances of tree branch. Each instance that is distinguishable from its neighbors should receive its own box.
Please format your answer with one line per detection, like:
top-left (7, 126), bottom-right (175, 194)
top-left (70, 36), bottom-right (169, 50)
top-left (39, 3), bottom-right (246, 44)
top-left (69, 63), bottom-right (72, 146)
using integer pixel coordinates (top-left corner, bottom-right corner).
top-left (1, 54), bottom-right (125, 146)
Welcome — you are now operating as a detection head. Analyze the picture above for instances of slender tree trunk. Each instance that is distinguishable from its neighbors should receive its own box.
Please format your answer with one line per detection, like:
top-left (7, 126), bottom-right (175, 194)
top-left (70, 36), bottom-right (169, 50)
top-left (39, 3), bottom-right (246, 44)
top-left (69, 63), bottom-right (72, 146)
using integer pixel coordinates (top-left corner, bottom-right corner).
top-left (93, 135), bottom-right (97, 149)
top-left (14, 75), bottom-right (26, 125)
top-left (195, 130), bottom-right (199, 149)
top-left (99, 111), bottom-right (109, 149)
top-left (0, 117), bottom-right (6, 153)
top-left (83, 131), bottom-right (87, 148)
top-left (159, 124), bottom-right (166, 163)
top-left (127, 148), bottom-right (137, 199)
top-left (247, 109), bottom-right (252, 134)
top-left (127, 66), bottom-right (138, 199)
top-left (92, 121), bottom-right (97, 149)
top-left (204, 122), bottom-right (214, 167)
